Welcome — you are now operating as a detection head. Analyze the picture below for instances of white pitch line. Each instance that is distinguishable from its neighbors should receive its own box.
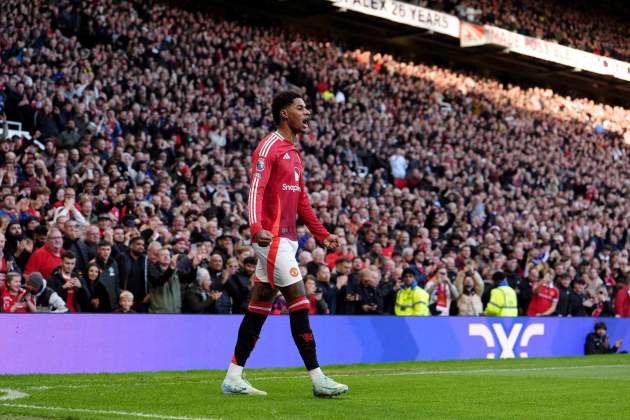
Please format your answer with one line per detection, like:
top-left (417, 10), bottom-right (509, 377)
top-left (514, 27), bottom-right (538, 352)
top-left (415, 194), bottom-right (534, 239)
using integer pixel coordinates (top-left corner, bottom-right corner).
top-left (0, 403), bottom-right (219, 420)
top-left (16, 363), bottom-right (630, 391)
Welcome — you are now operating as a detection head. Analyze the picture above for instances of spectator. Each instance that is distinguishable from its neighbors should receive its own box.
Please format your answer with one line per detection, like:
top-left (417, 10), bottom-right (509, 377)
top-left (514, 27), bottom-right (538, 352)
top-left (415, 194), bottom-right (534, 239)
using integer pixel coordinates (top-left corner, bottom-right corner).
top-left (425, 268), bottom-right (459, 316)
top-left (568, 278), bottom-right (589, 317)
top-left (25, 272), bottom-right (68, 313)
top-left (148, 248), bottom-right (181, 314)
top-left (48, 251), bottom-right (90, 313)
top-left (24, 228), bottom-right (64, 280)
top-left (68, 224), bottom-right (99, 275)
top-left (614, 277), bottom-right (630, 318)
top-left (585, 322), bottom-right (623, 355)
top-left (455, 268), bottom-right (484, 316)
top-left (92, 241), bottom-right (120, 312)
top-left (82, 262), bottom-right (108, 313)
top-left (484, 272), bottom-right (518, 317)
top-left (224, 255), bottom-right (257, 314)
top-left (307, 248), bottom-right (327, 276)
top-left (0, 233), bottom-right (20, 285)
top-left (589, 286), bottom-right (614, 317)
top-left (203, 253), bottom-right (232, 314)
top-left (394, 268), bottom-right (429, 316)
top-left (355, 269), bottom-right (384, 315)
top-left (554, 274), bottom-right (573, 316)
top-left (527, 268), bottom-right (559, 317)
top-left (118, 236), bottom-right (150, 312)
top-left (315, 264), bottom-right (337, 314)
top-left (305, 274), bottom-right (330, 315)
top-left (1, 272), bottom-right (36, 313)
top-left (113, 291), bottom-right (136, 314)
top-left (182, 267), bottom-right (223, 314)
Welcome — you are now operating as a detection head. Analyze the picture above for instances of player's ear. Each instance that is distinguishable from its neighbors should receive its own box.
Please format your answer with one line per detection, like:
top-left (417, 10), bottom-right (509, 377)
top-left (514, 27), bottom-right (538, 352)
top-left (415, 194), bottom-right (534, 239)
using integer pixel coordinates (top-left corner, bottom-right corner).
top-left (280, 109), bottom-right (288, 120)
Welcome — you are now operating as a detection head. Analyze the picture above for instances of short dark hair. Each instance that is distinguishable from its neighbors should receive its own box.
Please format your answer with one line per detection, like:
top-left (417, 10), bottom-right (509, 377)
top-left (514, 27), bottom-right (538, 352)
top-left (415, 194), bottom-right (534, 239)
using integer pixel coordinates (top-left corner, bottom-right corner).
top-left (97, 240), bottom-right (112, 249)
top-left (492, 271), bottom-right (506, 284)
top-left (63, 250), bottom-right (76, 260)
top-left (336, 258), bottom-right (351, 266)
top-left (272, 91), bottom-right (302, 125)
top-left (130, 236), bottom-right (145, 245)
top-left (243, 256), bottom-right (258, 266)
top-left (594, 322), bottom-right (607, 331)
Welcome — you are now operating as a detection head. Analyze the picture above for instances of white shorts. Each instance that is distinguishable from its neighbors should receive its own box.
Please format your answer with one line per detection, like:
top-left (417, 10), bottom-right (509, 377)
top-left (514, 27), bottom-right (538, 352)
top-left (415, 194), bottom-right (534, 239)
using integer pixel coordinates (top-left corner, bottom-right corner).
top-left (252, 237), bottom-right (302, 288)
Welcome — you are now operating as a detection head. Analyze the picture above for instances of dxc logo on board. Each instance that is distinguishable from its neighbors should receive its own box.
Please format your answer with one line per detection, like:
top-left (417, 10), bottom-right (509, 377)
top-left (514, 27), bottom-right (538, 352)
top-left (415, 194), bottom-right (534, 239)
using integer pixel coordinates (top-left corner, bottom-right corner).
top-left (468, 323), bottom-right (545, 359)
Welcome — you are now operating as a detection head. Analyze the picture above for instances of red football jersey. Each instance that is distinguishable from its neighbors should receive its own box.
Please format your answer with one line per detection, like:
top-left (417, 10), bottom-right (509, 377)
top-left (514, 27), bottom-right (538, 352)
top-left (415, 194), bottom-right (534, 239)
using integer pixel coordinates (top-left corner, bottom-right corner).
top-left (248, 131), bottom-right (329, 243)
top-left (2, 290), bottom-right (31, 313)
top-left (527, 284), bottom-right (559, 316)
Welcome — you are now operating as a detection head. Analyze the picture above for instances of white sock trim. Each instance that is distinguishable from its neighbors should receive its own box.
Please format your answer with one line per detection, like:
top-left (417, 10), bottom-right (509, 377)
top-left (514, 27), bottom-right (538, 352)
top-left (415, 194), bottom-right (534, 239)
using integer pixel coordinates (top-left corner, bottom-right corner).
top-left (227, 362), bottom-right (243, 379)
top-left (308, 367), bottom-right (325, 383)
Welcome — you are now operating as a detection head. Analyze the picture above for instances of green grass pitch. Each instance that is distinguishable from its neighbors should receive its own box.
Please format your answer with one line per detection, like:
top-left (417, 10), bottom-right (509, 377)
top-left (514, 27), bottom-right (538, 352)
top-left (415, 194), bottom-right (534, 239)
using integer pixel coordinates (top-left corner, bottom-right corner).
top-left (0, 355), bottom-right (628, 419)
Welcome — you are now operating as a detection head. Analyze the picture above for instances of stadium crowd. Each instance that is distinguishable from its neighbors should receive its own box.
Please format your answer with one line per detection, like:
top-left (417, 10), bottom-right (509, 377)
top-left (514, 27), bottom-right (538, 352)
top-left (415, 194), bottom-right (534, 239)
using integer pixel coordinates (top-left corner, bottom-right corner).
top-left (412, 0), bottom-right (630, 61)
top-left (1, 0), bottom-right (630, 317)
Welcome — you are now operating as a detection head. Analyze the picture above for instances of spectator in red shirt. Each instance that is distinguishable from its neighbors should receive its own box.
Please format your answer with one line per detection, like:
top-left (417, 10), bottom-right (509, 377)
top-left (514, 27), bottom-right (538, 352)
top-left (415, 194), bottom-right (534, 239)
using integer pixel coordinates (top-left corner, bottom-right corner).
top-left (24, 228), bottom-right (64, 280)
top-left (527, 268), bottom-right (559, 316)
top-left (614, 277), bottom-right (630, 317)
top-left (1, 272), bottom-right (36, 313)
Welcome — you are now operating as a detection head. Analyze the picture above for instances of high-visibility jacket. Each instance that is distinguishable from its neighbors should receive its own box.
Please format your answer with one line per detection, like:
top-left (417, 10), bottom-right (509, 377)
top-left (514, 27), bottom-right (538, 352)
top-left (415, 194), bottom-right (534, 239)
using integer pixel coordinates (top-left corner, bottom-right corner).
top-left (484, 283), bottom-right (518, 316)
top-left (395, 284), bottom-right (430, 316)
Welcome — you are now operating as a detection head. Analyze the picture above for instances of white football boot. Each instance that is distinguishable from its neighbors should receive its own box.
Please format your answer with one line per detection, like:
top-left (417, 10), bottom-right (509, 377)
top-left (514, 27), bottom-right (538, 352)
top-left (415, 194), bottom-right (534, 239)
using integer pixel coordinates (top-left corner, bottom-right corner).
top-left (221, 375), bottom-right (267, 396)
top-left (312, 376), bottom-right (349, 398)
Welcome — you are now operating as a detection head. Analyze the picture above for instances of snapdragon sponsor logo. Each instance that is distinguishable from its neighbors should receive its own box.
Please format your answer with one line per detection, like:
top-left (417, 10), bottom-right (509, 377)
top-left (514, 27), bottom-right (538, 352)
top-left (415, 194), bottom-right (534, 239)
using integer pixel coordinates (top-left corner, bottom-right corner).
top-left (282, 184), bottom-right (301, 192)
top-left (468, 323), bottom-right (545, 359)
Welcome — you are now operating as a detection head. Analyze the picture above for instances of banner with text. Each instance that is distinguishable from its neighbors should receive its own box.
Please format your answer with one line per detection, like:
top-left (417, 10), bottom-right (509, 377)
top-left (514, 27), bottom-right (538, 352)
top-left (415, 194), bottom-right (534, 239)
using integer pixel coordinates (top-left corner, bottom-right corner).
top-left (1, 315), bottom-right (629, 375)
top-left (330, 0), bottom-right (460, 38)
top-left (463, 25), bottom-right (630, 82)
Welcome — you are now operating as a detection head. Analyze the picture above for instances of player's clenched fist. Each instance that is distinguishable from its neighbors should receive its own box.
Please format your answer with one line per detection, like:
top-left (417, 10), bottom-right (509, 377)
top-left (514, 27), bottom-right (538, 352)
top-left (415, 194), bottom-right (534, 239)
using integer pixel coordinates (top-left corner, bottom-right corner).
top-left (255, 230), bottom-right (273, 247)
top-left (322, 234), bottom-right (339, 250)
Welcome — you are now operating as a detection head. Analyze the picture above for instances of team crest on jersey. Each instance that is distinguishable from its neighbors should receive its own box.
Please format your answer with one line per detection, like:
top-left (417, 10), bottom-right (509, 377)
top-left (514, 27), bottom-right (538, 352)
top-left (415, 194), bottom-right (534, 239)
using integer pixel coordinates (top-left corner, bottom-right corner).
top-left (256, 159), bottom-right (265, 172)
top-left (289, 267), bottom-right (299, 277)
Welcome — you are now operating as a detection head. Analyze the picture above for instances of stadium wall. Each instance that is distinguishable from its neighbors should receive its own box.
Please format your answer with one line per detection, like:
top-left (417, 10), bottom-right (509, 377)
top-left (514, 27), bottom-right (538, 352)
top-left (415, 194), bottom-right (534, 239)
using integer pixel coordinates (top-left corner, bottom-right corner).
top-left (1, 315), bottom-right (628, 374)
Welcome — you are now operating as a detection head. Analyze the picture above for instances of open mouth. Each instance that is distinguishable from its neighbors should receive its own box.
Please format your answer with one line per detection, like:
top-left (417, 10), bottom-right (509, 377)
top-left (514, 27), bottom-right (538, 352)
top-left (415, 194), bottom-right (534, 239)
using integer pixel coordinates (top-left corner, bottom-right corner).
top-left (302, 118), bottom-right (310, 128)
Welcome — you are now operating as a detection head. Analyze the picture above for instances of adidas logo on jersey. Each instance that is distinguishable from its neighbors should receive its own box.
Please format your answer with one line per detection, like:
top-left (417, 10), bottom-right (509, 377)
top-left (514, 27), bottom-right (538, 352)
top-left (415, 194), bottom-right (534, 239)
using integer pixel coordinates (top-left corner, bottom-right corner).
top-left (282, 153), bottom-right (290, 160)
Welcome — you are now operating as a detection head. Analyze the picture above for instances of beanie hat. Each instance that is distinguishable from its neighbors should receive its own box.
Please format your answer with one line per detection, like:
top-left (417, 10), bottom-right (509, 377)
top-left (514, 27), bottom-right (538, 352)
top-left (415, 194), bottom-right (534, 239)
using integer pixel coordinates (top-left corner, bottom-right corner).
top-left (27, 272), bottom-right (45, 292)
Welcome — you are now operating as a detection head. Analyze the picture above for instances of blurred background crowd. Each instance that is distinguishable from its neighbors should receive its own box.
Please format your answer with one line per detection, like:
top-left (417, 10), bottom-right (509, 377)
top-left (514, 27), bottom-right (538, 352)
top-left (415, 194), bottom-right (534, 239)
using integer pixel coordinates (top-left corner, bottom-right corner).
top-left (0, 0), bottom-right (629, 317)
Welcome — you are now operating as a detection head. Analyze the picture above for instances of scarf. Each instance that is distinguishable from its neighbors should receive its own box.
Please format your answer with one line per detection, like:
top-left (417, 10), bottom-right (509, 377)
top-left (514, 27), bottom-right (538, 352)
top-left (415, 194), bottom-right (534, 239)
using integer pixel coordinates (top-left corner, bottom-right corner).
top-left (436, 281), bottom-right (449, 311)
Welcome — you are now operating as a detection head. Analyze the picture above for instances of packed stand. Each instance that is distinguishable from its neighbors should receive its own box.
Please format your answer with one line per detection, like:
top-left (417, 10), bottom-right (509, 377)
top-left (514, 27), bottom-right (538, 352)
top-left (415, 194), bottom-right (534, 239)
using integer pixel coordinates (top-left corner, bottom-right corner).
top-left (0, 0), bottom-right (630, 317)
top-left (408, 0), bottom-right (630, 61)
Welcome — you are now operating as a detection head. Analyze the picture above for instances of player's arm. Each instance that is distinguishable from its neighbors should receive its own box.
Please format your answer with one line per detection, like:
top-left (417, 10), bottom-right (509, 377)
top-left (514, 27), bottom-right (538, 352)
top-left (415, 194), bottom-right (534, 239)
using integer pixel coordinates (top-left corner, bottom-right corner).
top-left (296, 175), bottom-right (331, 245)
top-left (248, 149), bottom-right (276, 246)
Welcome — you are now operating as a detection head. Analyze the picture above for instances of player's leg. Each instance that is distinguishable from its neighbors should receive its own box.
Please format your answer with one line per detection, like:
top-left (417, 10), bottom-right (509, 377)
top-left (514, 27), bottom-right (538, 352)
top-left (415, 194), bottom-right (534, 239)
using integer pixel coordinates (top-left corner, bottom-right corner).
top-left (276, 240), bottom-right (349, 398)
top-left (222, 250), bottom-right (275, 396)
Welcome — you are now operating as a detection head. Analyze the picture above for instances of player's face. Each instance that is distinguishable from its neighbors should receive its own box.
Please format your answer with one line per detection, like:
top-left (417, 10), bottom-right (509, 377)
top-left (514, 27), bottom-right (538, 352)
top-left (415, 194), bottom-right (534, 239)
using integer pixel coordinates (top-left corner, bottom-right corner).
top-left (285, 98), bottom-right (311, 134)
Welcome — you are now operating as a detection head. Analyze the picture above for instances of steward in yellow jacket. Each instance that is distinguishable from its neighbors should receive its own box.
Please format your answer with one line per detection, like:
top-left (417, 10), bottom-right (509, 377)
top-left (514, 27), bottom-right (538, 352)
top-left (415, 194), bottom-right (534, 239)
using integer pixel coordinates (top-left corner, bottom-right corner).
top-left (395, 269), bottom-right (430, 316)
top-left (484, 272), bottom-right (518, 317)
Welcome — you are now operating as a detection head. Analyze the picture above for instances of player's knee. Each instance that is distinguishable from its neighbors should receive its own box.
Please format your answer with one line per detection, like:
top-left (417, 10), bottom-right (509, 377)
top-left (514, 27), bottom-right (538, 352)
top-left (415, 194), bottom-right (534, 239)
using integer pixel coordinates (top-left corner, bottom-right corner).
top-left (247, 300), bottom-right (272, 316)
top-left (287, 295), bottom-right (310, 313)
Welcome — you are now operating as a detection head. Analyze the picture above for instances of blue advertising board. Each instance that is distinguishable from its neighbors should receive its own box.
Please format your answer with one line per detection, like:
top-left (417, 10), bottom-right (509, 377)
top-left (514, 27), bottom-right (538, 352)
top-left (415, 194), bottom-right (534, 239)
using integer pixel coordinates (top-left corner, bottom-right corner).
top-left (1, 314), bottom-right (628, 374)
